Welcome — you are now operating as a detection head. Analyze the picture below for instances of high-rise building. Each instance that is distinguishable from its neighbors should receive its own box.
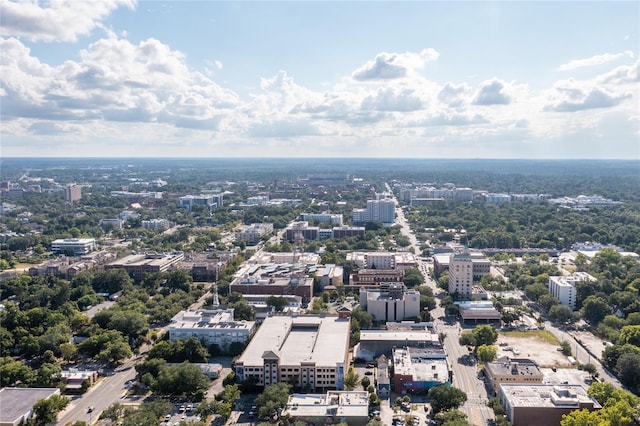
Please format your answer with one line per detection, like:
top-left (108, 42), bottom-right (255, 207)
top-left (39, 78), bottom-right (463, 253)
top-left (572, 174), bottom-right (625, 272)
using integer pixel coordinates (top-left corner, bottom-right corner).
top-left (448, 251), bottom-right (474, 298)
top-left (64, 184), bottom-right (82, 203)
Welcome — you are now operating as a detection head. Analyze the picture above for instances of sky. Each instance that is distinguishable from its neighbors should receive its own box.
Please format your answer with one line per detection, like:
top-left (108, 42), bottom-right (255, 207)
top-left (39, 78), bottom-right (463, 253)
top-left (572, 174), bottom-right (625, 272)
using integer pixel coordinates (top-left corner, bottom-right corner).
top-left (1, 1), bottom-right (639, 159)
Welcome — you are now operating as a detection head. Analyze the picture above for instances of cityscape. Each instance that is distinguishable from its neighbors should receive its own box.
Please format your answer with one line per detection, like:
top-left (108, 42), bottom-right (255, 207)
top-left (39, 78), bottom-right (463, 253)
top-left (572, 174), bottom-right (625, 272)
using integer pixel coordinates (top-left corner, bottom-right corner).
top-left (1, 1), bottom-right (639, 426)
top-left (0, 158), bottom-right (639, 426)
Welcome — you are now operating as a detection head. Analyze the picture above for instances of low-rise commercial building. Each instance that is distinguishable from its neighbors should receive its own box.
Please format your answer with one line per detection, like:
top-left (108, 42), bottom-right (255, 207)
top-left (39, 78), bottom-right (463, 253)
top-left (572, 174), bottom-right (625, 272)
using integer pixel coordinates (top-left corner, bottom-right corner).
top-left (105, 252), bottom-right (184, 282)
top-left (499, 384), bottom-right (601, 426)
top-left (354, 323), bottom-right (441, 360)
top-left (235, 315), bottom-right (350, 390)
top-left (283, 391), bottom-right (369, 426)
top-left (455, 301), bottom-right (502, 324)
top-left (168, 309), bottom-right (255, 351)
top-left (392, 346), bottom-right (449, 393)
top-left (484, 359), bottom-right (543, 396)
top-left (348, 269), bottom-right (404, 290)
top-left (0, 387), bottom-right (61, 426)
top-left (51, 238), bottom-right (96, 255)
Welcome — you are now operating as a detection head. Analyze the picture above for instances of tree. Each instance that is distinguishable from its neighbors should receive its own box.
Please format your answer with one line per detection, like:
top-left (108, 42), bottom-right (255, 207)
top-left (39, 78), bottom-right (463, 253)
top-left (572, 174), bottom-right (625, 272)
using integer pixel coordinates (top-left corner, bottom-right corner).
top-left (153, 362), bottom-right (210, 396)
top-left (501, 310), bottom-right (520, 326)
top-left (361, 376), bottom-right (371, 389)
top-left (615, 352), bottom-right (640, 393)
top-left (580, 295), bottom-right (610, 324)
top-left (428, 385), bottom-right (467, 413)
top-left (434, 409), bottom-right (471, 426)
top-left (549, 304), bottom-right (574, 324)
top-left (472, 325), bottom-right (498, 346)
top-left (255, 383), bottom-right (291, 420)
top-left (343, 367), bottom-right (360, 390)
top-left (265, 296), bottom-right (289, 312)
top-left (33, 394), bottom-right (69, 425)
top-left (476, 344), bottom-right (498, 362)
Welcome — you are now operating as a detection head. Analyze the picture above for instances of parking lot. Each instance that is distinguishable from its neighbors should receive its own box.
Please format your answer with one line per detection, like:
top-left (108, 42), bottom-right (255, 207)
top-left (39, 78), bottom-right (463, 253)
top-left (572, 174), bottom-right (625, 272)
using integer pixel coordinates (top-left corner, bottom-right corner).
top-left (161, 403), bottom-right (201, 425)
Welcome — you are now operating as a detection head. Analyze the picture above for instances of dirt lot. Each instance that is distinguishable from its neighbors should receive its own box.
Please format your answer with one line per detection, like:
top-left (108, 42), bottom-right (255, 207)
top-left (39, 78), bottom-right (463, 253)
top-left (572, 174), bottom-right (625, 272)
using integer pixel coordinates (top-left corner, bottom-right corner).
top-left (495, 330), bottom-right (572, 367)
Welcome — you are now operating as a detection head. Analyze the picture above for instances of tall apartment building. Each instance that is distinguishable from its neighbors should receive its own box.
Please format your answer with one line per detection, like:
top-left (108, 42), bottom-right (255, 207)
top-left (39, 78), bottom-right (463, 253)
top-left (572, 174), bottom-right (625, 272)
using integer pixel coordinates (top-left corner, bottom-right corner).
top-left (548, 272), bottom-right (597, 310)
top-left (64, 184), bottom-right (82, 203)
top-left (448, 251), bottom-right (474, 298)
top-left (141, 219), bottom-right (171, 230)
top-left (352, 199), bottom-right (395, 226)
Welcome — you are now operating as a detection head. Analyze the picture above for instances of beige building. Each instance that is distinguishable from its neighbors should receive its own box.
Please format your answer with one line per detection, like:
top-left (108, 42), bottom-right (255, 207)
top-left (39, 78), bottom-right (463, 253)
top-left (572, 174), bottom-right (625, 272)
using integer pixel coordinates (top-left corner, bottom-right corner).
top-left (283, 391), bottom-right (369, 426)
top-left (348, 268), bottom-right (404, 290)
top-left (235, 315), bottom-right (350, 390)
top-left (484, 359), bottom-right (543, 395)
top-left (499, 384), bottom-right (601, 426)
top-left (105, 252), bottom-right (184, 282)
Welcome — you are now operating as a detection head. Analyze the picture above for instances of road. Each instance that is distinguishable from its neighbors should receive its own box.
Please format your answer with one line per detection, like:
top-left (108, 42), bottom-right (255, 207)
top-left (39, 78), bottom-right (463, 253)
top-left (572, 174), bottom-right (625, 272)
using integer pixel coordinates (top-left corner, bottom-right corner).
top-left (392, 187), bottom-right (495, 424)
top-left (56, 359), bottom-right (138, 426)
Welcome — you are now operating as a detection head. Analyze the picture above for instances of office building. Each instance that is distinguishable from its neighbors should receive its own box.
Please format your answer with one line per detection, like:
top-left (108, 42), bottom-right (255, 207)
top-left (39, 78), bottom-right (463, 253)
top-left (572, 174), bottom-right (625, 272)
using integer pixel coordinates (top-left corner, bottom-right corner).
top-left (141, 219), bottom-right (171, 230)
top-left (51, 238), bottom-right (96, 255)
top-left (169, 309), bottom-right (255, 351)
top-left (499, 384), bottom-right (601, 426)
top-left (348, 268), bottom-right (404, 291)
top-left (99, 218), bottom-right (123, 229)
top-left (300, 213), bottom-right (344, 225)
top-left (359, 284), bottom-right (420, 322)
top-left (354, 323), bottom-right (441, 361)
top-left (179, 194), bottom-right (223, 211)
top-left (64, 184), bottom-right (82, 203)
top-left (235, 315), bottom-right (350, 390)
top-left (105, 252), bottom-right (184, 282)
top-left (548, 273), bottom-right (597, 310)
top-left (236, 223), bottom-right (274, 245)
top-left (283, 391), bottom-right (369, 426)
top-left (230, 276), bottom-right (313, 304)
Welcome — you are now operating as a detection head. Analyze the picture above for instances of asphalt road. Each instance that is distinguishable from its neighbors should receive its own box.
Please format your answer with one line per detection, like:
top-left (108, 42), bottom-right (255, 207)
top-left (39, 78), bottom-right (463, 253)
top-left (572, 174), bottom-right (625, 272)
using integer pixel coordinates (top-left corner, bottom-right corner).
top-left (56, 359), bottom-right (138, 426)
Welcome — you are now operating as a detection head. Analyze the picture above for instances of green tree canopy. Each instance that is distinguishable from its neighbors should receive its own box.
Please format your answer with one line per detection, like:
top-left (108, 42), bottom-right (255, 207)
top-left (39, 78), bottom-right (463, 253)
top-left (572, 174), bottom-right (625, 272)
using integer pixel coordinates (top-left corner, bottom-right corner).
top-left (428, 385), bottom-right (467, 413)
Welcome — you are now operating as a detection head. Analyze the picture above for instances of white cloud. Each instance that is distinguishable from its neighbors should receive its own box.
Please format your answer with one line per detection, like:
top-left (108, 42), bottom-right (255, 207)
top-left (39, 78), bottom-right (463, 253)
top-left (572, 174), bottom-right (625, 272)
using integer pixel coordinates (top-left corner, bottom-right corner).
top-left (352, 48), bottom-right (439, 81)
top-left (596, 60), bottom-right (640, 85)
top-left (0, 0), bottom-right (135, 42)
top-left (0, 36), bottom-right (240, 132)
top-left (473, 79), bottom-right (512, 105)
top-left (544, 80), bottom-right (632, 112)
top-left (556, 51), bottom-right (635, 71)
top-left (361, 87), bottom-right (424, 112)
top-left (438, 82), bottom-right (470, 107)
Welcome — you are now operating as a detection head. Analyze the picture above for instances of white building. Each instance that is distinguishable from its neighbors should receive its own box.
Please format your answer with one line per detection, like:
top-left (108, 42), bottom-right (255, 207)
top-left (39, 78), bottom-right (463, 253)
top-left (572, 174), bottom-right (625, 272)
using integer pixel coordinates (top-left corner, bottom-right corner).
top-left (548, 273), bottom-right (597, 310)
top-left (236, 223), bottom-right (274, 245)
top-left (352, 199), bottom-right (396, 226)
top-left (449, 251), bottom-right (474, 298)
top-left (142, 219), bottom-right (171, 230)
top-left (51, 238), bottom-right (96, 255)
top-left (168, 309), bottom-right (255, 351)
top-left (300, 213), bottom-right (344, 225)
top-left (359, 284), bottom-right (420, 322)
top-left (235, 315), bottom-right (350, 390)
top-left (247, 195), bottom-right (269, 205)
top-left (179, 194), bottom-right (223, 211)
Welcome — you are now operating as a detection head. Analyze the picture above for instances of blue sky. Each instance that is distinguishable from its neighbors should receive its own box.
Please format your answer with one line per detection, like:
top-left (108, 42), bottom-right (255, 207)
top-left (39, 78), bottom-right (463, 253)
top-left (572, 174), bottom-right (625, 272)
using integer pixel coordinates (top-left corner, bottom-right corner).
top-left (1, 1), bottom-right (638, 159)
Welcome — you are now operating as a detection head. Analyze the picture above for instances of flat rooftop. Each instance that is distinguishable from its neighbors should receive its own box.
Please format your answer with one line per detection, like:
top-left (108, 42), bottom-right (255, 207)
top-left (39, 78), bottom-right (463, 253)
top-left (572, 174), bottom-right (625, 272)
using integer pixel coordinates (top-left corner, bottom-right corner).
top-left (360, 330), bottom-right (440, 345)
top-left (393, 347), bottom-right (448, 382)
top-left (237, 315), bottom-right (350, 366)
top-left (0, 387), bottom-right (60, 425)
top-left (170, 309), bottom-right (254, 331)
top-left (285, 391), bottom-right (368, 418)
top-left (500, 384), bottom-right (601, 409)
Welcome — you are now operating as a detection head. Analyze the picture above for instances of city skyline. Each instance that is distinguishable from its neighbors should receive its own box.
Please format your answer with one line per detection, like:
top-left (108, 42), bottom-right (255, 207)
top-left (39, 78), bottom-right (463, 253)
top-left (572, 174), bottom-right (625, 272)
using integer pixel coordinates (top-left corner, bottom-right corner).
top-left (1, 0), bottom-right (638, 159)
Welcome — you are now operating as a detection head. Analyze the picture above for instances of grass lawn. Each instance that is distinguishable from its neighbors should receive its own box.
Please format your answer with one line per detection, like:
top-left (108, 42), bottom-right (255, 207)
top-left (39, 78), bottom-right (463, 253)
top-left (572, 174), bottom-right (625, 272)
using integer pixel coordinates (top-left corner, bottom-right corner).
top-left (499, 329), bottom-right (561, 345)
